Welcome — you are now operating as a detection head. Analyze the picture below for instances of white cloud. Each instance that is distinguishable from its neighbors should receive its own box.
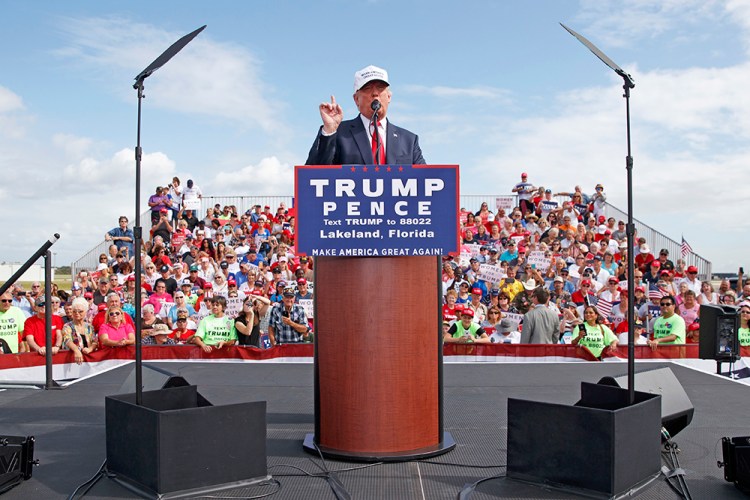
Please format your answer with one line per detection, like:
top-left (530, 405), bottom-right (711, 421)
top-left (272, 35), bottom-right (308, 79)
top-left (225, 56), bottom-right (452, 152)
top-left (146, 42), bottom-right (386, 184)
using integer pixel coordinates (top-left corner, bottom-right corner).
top-left (403, 84), bottom-right (512, 102)
top-left (209, 156), bottom-right (293, 195)
top-left (0, 86), bottom-right (24, 113)
top-left (52, 133), bottom-right (94, 159)
top-left (575, 0), bottom-right (724, 48)
top-left (56, 16), bottom-right (284, 133)
top-left (0, 85), bottom-right (30, 139)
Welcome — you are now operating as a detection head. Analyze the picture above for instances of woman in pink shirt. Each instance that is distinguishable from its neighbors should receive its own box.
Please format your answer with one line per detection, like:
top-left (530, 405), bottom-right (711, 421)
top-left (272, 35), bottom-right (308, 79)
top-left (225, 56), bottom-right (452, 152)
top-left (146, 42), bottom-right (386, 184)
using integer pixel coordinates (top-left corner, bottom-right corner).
top-left (98, 306), bottom-right (135, 347)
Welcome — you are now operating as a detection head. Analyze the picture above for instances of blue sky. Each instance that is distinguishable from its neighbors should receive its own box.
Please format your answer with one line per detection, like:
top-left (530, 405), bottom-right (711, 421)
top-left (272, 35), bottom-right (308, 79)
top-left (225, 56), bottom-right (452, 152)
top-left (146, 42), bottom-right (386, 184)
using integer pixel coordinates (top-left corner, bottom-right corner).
top-left (1, 0), bottom-right (748, 272)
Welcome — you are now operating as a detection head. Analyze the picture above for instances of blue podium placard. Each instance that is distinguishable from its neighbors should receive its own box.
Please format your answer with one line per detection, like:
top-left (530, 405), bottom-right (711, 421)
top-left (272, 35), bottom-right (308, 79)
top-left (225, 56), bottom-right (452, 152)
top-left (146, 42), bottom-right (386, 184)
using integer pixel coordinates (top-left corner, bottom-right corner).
top-left (295, 164), bottom-right (460, 257)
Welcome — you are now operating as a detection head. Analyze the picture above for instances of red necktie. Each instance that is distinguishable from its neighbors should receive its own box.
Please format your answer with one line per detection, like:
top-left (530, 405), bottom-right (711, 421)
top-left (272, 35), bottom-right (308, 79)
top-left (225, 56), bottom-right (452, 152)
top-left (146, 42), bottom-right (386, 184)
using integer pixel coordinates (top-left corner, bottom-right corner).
top-left (371, 121), bottom-right (384, 164)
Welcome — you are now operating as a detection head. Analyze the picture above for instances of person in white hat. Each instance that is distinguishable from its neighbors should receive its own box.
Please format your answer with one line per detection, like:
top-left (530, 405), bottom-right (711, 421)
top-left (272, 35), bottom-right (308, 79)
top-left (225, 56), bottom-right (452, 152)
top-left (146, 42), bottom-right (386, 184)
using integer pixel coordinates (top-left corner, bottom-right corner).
top-left (306, 64), bottom-right (425, 165)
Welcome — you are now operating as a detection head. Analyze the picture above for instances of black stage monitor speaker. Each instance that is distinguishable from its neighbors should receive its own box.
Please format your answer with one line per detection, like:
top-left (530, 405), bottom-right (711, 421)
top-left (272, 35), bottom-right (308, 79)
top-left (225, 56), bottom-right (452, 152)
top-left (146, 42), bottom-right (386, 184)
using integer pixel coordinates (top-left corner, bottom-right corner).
top-left (599, 367), bottom-right (694, 439)
top-left (118, 363), bottom-right (190, 394)
top-left (699, 304), bottom-right (740, 362)
top-left (508, 382), bottom-right (662, 498)
top-left (106, 385), bottom-right (268, 499)
top-left (0, 436), bottom-right (35, 495)
top-left (721, 436), bottom-right (750, 494)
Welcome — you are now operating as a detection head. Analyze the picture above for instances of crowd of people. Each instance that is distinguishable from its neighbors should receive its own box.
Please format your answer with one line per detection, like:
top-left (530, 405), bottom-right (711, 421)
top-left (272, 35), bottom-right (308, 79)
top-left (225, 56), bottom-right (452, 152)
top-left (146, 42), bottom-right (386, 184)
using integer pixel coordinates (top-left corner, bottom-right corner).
top-left (0, 173), bottom-right (748, 361)
top-left (442, 173), bottom-right (750, 355)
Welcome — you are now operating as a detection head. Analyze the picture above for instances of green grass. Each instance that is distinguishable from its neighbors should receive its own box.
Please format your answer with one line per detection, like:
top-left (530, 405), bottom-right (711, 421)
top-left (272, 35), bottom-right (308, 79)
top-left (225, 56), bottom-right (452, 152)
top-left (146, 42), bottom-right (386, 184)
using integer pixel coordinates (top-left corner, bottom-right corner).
top-left (0, 275), bottom-right (72, 290)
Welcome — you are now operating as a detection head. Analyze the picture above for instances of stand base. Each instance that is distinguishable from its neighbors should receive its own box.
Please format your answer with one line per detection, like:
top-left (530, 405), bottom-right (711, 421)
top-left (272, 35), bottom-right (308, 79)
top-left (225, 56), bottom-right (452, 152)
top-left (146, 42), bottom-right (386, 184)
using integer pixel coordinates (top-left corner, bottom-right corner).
top-left (303, 432), bottom-right (455, 462)
top-left (110, 473), bottom-right (273, 500)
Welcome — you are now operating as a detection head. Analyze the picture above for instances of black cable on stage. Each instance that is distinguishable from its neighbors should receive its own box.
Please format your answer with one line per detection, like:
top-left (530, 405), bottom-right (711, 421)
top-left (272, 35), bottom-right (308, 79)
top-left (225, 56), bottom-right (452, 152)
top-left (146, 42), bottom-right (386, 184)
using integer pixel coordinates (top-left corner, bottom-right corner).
top-left (309, 442), bottom-right (352, 500)
top-left (418, 459), bottom-right (506, 469)
top-left (190, 478), bottom-right (281, 500)
top-left (269, 452), bottom-right (507, 499)
top-left (457, 474), bottom-right (506, 500)
top-left (66, 459), bottom-right (107, 500)
top-left (661, 428), bottom-right (693, 500)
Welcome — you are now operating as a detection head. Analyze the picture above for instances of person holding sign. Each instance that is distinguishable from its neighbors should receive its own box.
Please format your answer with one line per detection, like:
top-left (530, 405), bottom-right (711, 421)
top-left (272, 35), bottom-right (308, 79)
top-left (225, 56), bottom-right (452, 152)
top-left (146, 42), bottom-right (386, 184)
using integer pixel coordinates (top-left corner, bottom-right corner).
top-left (511, 173), bottom-right (536, 216)
top-left (571, 306), bottom-right (618, 358)
top-left (306, 65), bottom-right (426, 166)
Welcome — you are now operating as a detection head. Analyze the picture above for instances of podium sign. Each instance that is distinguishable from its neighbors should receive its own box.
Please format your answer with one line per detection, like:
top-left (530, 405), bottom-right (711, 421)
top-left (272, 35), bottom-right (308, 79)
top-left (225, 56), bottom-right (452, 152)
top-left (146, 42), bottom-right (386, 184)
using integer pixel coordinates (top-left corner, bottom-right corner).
top-left (295, 164), bottom-right (460, 257)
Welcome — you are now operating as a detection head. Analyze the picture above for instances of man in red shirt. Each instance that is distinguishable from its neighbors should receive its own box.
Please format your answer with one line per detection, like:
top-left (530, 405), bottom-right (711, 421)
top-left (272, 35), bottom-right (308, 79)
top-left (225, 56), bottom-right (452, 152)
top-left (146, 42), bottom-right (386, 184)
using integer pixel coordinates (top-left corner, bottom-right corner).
top-left (24, 299), bottom-right (63, 356)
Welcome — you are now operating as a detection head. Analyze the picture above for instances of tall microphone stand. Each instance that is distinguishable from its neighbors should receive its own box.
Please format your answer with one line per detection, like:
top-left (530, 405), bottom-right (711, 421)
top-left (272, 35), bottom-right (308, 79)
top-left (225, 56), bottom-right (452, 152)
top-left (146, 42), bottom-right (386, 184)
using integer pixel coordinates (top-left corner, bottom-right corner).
top-left (561, 23), bottom-right (637, 405)
top-left (131, 25), bottom-right (205, 405)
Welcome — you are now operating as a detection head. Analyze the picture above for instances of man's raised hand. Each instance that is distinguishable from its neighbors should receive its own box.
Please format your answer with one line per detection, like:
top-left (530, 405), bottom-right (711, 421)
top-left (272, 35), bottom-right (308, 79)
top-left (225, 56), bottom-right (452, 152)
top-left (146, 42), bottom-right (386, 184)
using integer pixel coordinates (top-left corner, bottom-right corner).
top-left (319, 95), bottom-right (343, 134)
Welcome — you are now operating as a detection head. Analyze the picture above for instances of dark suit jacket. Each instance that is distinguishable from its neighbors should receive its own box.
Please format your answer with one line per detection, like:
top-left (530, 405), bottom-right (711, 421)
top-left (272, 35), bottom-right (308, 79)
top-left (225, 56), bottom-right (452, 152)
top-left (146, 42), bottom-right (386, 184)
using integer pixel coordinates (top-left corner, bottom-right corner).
top-left (305, 116), bottom-right (425, 165)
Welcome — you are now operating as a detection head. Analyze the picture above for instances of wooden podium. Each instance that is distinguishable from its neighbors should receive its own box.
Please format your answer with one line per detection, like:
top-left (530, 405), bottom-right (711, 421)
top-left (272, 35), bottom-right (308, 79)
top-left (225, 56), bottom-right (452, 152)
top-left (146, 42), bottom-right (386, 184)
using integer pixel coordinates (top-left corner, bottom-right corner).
top-left (303, 255), bottom-right (455, 461)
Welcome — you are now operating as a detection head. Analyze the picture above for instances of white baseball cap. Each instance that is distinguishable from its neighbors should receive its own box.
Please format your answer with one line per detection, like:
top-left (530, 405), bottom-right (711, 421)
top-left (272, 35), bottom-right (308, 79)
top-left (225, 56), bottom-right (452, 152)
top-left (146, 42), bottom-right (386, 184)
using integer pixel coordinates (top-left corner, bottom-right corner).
top-left (354, 65), bottom-right (389, 92)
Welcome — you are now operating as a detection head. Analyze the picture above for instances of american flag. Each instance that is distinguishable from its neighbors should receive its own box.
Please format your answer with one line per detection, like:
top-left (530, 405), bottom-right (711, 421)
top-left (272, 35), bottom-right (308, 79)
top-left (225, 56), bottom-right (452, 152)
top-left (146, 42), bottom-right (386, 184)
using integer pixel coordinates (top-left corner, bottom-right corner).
top-left (681, 236), bottom-right (693, 258)
top-left (648, 287), bottom-right (665, 301)
top-left (596, 296), bottom-right (613, 319)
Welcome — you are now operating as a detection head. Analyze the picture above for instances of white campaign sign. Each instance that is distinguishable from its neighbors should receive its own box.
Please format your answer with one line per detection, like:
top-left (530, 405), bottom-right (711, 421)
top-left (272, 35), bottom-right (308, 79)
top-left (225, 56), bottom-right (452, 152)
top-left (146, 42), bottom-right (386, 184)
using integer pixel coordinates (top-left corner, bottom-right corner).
top-left (298, 299), bottom-right (314, 319)
top-left (225, 296), bottom-right (244, 318)
top-left (478, 264), bottom-right (505, 284)
top-left (527, 251), bottom-right (550, 272)
top-left (495, 196), bottom-right (515, 212)
top-left (504, 312), bottom-right (524, 327)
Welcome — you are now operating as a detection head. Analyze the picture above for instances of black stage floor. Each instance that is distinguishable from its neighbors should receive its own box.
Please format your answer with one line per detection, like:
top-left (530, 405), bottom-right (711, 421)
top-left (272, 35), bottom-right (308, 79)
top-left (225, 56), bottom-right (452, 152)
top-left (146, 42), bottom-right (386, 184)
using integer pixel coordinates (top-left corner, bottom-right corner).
top-left (0, 361), bottom-right (747, 499)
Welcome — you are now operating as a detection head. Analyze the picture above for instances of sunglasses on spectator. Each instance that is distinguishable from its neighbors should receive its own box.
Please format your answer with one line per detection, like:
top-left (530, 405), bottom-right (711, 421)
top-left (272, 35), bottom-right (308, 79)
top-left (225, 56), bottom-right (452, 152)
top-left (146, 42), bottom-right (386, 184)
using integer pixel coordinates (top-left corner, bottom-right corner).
top-left (660, 302), bottom-right (674, 307)
top-left (177, 318), bottom-right (187, 322)
top-left (0, 299), bottom-right (12, 303)
top-left (109, 311), bottom-right (121, 316)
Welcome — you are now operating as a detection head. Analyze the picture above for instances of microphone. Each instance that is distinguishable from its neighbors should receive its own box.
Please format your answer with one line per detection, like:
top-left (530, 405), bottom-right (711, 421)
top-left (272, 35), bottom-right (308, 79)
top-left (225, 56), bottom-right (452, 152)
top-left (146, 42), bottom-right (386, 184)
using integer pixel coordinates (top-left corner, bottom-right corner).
top-left (370, 100), bottom-right (382, 165)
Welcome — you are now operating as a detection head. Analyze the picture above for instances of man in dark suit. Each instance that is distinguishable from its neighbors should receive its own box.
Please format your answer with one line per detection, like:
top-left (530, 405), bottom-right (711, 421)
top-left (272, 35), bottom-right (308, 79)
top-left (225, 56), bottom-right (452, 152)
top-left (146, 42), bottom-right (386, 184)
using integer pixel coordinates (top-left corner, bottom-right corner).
top-left (306, 65), bottom-right (426, 165)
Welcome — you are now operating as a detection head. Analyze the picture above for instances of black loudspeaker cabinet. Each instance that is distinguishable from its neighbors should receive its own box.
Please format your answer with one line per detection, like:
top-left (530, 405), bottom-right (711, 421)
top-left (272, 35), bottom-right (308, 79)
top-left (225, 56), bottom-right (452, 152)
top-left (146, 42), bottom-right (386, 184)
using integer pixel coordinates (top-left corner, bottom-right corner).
top-left (106, 385), bottom-right (268, 499)
top-left (508, 382), bottom-right (662, 498)
top-left (0, 435), bottom-right (35, 495)
top-left (601, 367), bottom-right (695, 439)
top-left (722, 436), bottom-right (750, 494)
top-left (699, 304), bottom-right (740, 361)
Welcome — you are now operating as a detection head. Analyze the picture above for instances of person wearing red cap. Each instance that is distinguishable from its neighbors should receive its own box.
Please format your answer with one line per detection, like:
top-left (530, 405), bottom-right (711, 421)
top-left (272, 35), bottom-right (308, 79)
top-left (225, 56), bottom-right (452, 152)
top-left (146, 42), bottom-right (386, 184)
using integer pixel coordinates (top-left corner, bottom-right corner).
top-left (512, 173), bottom-right (536, 216)
top-left (443, 308), bottom-right (490, 344)
top-left (597, 276), bottom-right (621, 303)
top-left (679, 265), bottom-right (701, 295)
top-left (294, 278), bottom-right (313, 302)
top-left (466, 288), bottom-right (487, 323)
top-left (572, 279), bottom-right (596, 306)
top-left (642, 259), bottom-right (662, 285)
